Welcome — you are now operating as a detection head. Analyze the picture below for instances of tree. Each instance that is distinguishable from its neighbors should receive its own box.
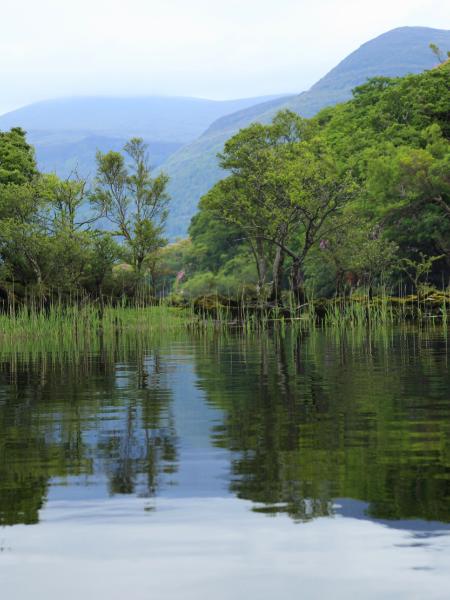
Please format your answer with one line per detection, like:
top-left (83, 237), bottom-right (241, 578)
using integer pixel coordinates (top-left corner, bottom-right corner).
top-left (200, 111), bottom-right (308, 303)
top-left (0, 128), bottom-right (37, 185)
top-left (0, 182), bottom-right (50, 295)
top-left (44, 173), bottom-right (96, 234)
top-left (309, 61), bottom-right (450, 292)
top-left (429, 43), bottom-right (450, 65)
top-left (201, 124), bottom-right (356, 304)
top-left (264, 141), bottom-right (357, 302)
top-left (92, 138), bottom-right (170, 277)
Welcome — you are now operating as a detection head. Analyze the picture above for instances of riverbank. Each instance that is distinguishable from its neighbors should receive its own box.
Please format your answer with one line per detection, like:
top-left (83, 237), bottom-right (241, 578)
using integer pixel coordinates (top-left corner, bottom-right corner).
top-left (190, 290), bottom-right (450, 326)
top-left (1, 290), bottom-right (450, 344)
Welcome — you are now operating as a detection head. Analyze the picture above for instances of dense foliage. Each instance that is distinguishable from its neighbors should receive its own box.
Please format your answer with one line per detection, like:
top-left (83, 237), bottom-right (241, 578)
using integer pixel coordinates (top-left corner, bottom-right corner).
top-left (0, 132), bottom-right (169, 309)
top-left (180, 60), bottom-right (450, 303)
top-left (1, 60), bottom-right (449, 312)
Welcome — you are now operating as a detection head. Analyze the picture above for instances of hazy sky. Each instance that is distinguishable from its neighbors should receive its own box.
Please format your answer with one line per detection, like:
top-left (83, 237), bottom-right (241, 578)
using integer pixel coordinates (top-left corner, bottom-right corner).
top-left (1, 0), bottom-right (449, 114)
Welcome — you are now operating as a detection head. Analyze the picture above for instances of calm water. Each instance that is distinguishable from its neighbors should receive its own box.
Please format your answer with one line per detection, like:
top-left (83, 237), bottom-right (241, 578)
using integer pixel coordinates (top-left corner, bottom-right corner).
top-left (1, 327), bottom-right (450, 598)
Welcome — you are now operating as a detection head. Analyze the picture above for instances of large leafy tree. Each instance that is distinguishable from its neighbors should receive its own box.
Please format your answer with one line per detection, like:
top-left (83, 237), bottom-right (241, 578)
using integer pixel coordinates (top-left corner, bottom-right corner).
top-left (200, 111), bottom-right (310, 302)
top-left (0, 129), bottom-right (118, 303)
top-left (251, 138), bottom-right (356, 301)
top-left (0, 181), bottom-right (50, 291)
top-left (92, 138), bottom-right (170, 277)
top-left (323, 61), bottom-right (450, 286)
top-left (199, 112), bottom-right (355, 303)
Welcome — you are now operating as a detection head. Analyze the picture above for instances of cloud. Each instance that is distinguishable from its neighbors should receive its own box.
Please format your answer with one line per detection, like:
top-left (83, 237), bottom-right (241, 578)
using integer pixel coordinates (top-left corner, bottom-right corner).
top-left (0, 0), bottom-right (449, 113)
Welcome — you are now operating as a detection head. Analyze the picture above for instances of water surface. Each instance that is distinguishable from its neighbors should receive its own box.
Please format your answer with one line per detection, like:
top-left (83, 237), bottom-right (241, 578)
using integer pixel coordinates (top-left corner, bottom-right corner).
top-left (1, 327), bottom-right (450, 598)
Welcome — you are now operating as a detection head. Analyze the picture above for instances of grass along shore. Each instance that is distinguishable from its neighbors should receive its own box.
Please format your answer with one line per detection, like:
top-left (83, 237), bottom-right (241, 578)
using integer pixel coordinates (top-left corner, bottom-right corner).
top-left (1, 287), bottom-right (450, 343)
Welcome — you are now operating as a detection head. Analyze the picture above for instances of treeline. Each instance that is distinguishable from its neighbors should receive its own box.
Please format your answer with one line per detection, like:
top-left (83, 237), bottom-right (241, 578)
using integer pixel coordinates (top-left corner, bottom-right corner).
top-left (176, 59), bottom-right (450, 305)
top-left (1, 59), bottom-right (449, 312)
top-left (0, 133), bottom-right (170, 309)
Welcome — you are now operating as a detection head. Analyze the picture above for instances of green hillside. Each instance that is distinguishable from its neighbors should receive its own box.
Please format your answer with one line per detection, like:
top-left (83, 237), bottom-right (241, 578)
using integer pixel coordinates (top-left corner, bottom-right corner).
top-left (164, 26), bottom-right (450, 238)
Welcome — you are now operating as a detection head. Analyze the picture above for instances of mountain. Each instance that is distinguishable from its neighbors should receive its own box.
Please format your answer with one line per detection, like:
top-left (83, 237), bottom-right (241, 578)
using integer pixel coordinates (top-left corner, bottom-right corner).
top-left (0, 94), bottom-right (284, 178)
top-left (0, 95), bottom-right (285, 143)
top-left (163, 26), bottom-right (450, 238)
top-left (25, 131), bottom-right (182, 177)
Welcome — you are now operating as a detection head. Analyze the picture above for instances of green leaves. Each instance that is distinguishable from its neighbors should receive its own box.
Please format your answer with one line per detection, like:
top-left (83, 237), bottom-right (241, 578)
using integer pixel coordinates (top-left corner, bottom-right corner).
top-left (0, 128), bottom-right (37, 185)
top-left (186, 60), bottom-right (450, 300)
top-left (92, 138), bottom-right (170, 278)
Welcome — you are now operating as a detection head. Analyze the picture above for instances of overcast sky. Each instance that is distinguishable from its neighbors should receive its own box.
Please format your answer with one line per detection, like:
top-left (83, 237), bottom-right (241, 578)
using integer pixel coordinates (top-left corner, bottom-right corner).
top-left (1, 0), bottom-right (449, 114)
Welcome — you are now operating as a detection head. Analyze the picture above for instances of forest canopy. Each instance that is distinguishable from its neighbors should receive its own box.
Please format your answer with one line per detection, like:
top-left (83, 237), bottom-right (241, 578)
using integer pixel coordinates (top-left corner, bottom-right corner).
top-left (0, 60), bottom-right (449, 309)
top-left (180, 60), bottom-right (450, 303)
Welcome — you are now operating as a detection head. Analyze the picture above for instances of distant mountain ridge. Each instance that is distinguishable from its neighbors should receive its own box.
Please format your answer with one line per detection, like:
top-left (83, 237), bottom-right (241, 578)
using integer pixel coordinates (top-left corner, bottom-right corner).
top-left (0, 94), bottom-right (285, 178)
top-left (26, 131), bottom-right (183, 177)
top-left (0, 95), bottom-right (285, 143)
top-left (1, 27), bottom-right (449, 237)
top-left (162, 26), bottom-right (450, 237)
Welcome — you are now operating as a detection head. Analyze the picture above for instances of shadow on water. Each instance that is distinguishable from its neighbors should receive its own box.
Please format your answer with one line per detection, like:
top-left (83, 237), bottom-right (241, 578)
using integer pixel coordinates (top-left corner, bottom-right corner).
top-left (1, 325), bottom-right (450, 532)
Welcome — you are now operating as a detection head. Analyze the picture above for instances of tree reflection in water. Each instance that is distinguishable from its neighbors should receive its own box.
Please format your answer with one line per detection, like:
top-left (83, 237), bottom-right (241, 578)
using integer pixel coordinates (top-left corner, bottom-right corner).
top-left (1, 327), bottom-right (450, 526)
top-left (0, 339), bottom-right (178, 525)
top-left (193, 328), bottom-right (450, 523)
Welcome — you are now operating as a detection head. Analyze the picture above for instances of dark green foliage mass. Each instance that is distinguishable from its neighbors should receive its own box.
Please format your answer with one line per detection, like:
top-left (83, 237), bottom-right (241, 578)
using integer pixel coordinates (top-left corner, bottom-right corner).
top-left (183, 59), bottom-right (450, 302)
top-left (0, 134), bottom-right (169, 309)
top-left (0, 127), bottom-right (37, 185)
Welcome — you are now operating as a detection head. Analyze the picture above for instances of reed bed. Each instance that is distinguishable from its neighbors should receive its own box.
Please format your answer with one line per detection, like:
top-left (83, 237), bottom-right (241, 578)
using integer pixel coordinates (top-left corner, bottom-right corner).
top-left (0, 302), bottom-right (202, 344)
top-left (321, 288), bottom-right (450, 329)
top-left (1, 286), bottom-right (450, 346)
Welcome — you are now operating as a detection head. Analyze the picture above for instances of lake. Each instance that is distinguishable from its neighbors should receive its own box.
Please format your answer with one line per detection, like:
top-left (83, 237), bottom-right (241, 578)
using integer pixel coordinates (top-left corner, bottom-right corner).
top-left (1, 326), bottom-right (450, 599)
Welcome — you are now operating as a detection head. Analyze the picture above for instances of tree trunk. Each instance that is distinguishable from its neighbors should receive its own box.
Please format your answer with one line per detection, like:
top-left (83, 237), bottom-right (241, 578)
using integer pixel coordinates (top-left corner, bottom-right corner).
top-left (27, 255), bottom-right (44, 309)
top-left (135, 253), bottom-right (144, 275)
top-left (255, 237), bottom-right (267, 301)
top-left (269, 246), bottom-right (285, 305)
top-left (290, 257), bottom-right (306, 307)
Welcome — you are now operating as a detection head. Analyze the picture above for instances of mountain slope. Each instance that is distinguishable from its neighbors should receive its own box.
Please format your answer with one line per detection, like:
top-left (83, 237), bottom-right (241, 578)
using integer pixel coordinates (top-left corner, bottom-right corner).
top-left (0, 95), bottom-right (284, 143)
top-left (26, 131), bottom-right (182, 177)
top-left (163, 26), bottom-right (450, 238)
top-left (0, 94), bottom-right (285, 179)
